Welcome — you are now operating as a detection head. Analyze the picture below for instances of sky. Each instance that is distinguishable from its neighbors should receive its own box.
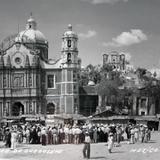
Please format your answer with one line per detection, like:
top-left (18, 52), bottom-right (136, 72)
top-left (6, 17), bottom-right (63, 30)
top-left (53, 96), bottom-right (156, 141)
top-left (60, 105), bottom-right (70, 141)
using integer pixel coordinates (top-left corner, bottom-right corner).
top-left (0, 0), bottom-right (160, 71)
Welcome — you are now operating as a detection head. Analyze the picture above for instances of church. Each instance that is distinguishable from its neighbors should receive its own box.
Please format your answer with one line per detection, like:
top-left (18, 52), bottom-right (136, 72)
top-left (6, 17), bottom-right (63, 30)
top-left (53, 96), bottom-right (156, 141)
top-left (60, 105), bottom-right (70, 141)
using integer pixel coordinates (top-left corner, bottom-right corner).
top-left (0, 14), bottom-right (81, 121)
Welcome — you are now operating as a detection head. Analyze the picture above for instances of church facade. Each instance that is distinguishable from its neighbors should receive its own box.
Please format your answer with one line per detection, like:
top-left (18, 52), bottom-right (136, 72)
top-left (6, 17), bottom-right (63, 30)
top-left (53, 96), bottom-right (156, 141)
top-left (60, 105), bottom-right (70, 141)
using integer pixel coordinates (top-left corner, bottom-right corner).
top-left (0, 15), bottom-right (81, 120)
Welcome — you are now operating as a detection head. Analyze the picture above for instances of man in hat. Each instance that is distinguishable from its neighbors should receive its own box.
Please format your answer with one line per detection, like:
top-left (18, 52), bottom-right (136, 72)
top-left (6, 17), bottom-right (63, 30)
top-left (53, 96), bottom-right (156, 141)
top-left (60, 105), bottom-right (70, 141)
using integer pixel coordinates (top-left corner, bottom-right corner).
top-left (83, 132), bottom-right (91, 159)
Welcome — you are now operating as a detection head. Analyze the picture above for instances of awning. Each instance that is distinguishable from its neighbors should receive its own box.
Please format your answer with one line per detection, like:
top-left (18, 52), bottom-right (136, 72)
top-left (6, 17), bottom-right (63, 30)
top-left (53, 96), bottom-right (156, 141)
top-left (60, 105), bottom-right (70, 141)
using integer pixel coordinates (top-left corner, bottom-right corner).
top-left (91, 116), bottom-right (130, 121)
top-left (90, 116), bottom-right (159, 121)
top-left (46, 120), bottom-right (55, 124)
top-left (4, 116), bottom-right (20, 120)
top-left (0, 119), bottom-right (16, 123)
top-left (135, 116), bottom-right (159, 121)
top-left (6, 120), bottom-right (15, 123)
top-left (25, 118), bottom-right (39, 121)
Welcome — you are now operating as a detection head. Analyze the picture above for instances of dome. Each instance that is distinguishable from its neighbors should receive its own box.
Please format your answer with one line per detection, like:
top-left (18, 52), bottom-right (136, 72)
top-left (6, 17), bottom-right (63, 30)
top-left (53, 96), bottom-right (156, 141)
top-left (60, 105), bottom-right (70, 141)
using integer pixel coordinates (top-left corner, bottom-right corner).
top-left (27, 16), bottom-right (35, 23)
top-left (88, 80), bottom-right (95, 86)
top-left (15, 13), bottom-right (47, 44)
top-left (19, 29), bottom-right (47, 43)
top-left (63, 24), bottom-right (78, 38)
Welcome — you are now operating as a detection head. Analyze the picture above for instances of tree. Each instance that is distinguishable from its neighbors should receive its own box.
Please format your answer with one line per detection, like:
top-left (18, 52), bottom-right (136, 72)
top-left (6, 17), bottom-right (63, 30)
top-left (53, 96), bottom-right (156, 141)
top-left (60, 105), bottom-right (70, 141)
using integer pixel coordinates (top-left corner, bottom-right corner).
top-left (136, 67), bottom-right (147, 79)
top-left (117, 87), bottom-right (135, 111)
top-left (100, 64), bottom-right (113, 79)
top-left (79, 68), bottom-right (89, 86)
top-left (96, 69), bottom-right (124, 109)
top-left (79, 64), bottom-right (101, 86)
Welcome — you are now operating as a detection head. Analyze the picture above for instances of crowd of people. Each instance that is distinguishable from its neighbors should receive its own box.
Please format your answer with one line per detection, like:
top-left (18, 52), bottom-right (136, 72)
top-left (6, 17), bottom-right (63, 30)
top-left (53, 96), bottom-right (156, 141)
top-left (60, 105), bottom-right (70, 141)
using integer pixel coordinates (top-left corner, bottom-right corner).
top-left (0, 122), bottom-right (152, 158)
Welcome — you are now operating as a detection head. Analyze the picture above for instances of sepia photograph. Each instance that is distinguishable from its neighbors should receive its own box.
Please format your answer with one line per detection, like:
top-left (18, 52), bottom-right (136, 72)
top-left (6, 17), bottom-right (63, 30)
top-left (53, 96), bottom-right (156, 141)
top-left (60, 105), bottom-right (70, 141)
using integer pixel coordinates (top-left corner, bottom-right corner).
top-left (0, 0), bottom-right (160, 159)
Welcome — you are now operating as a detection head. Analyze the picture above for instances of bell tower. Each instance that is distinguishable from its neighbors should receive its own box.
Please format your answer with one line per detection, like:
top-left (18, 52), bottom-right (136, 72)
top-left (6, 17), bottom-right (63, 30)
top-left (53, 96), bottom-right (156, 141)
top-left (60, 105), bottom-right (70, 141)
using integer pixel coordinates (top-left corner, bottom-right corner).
top-left (60, 24), bottom-right (80, 114)
top-left (61, 24), bottom-right (78, 67)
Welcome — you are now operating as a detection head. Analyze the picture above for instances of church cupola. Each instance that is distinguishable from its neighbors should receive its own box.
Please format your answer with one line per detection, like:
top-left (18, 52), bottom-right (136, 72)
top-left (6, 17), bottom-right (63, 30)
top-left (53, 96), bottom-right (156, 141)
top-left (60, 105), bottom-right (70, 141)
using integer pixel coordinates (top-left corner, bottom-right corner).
top-left (61, 24), bottom-right (78, 65)
top-left (26, 13), bottom-right (37, 30)
top-left (68, 24), bottom-right (72, 31)
top-left (15, 13), bottom-right (48, 61)
top-left (18, 13), bottom-right (47, 44)
top-left (62, 24), bottom-right (78, 52)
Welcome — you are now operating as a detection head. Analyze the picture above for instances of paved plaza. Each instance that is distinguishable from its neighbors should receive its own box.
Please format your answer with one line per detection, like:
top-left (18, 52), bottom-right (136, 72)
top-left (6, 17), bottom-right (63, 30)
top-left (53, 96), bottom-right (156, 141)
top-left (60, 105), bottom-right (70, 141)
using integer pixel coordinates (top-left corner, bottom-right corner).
top-left (0, 132), bottom-right (160, 160)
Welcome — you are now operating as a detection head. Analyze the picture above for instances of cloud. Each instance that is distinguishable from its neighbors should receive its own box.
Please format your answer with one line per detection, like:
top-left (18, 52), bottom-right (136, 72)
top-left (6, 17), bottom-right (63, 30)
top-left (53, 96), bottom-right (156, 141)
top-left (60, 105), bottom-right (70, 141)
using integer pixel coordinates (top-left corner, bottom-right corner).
top-left (78, 30), bottom-right (97, 39)
top-left (83, 0), bottom-right (128, 5)
top-left (103, 29), bottom-right (147, 47)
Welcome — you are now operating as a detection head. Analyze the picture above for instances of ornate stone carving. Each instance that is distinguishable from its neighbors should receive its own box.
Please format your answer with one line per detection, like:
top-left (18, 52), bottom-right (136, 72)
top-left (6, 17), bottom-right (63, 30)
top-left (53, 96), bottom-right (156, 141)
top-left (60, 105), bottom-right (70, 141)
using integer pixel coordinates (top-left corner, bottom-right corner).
top-left (3, 76), bottom-right (7, 87)
top-left (13, 73), bottom-right (24, 87)
top-left (11, 51), bottom-right (25, 68)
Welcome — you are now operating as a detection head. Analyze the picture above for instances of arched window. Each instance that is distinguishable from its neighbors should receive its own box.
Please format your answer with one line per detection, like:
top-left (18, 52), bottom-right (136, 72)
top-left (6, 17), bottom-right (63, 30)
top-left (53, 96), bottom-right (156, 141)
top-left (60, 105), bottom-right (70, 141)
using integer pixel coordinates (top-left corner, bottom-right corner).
top-left (67, 40), bottom-right (71, 48)
top-left (47, 75), bottom-right (55, 88)
top-left (47, 103), bottom-right (55, 114)
top-left (12, 102), bottom-right (24, 116)
top-left (67, 53), bottom-right (72, 63)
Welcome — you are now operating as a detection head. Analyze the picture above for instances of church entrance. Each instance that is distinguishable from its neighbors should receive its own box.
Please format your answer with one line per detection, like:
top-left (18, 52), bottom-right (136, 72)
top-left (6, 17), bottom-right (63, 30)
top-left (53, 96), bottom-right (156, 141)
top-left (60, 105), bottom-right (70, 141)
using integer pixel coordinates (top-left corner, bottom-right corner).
top-left (46, 103), bottom-right (55, 114)
top-left (12, 102), bottom-right (24, 116)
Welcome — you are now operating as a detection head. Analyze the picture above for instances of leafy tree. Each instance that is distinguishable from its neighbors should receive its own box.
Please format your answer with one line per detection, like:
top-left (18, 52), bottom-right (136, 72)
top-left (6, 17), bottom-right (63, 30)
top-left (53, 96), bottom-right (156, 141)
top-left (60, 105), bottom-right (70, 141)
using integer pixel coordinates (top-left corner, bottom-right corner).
top-left (79, 64), bottom-right (101, 86)
top-left (79, 68), bottom-right (89, 86)
top-left (136, 67), bottom-right (147, 79)
top-left (117, 87), bottom-right (135, 111)
top-left (96, 69), bottom-right (124, 108)
top-left (100, 64), bottom-right (113, 79)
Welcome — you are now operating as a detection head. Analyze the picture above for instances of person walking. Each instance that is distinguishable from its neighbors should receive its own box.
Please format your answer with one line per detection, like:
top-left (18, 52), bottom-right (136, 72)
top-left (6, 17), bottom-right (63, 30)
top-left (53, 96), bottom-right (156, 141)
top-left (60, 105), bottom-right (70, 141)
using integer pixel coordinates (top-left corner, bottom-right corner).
top-left (5, 128), bottom-right (11, 148)
top-left (130, 126), bottom-right (135, 144)
top-left (52, 126), bottom-right (58, 144)
top-left (26, 127), bottom-right (30, 144)
top-left (93, 128), bottom-right (98, 143)
top-left (116, 125), bottom-right (122, 145)
top-left (11, 128), bottom-right (17, 150)
top-left (108, 132), bottom-right (114, 153)
top-left (83, 132), bottom-right (91, 159)
top-left (41, 127), bottom-right (47, 146)
top-left (134, 126), bottom-right (139, 143)
top-left (144, 127), bottom-right (149, 143)
top-left (140, 125), bottom-right (145, 143)
top-left (48, 127), bottom-right (52, 145)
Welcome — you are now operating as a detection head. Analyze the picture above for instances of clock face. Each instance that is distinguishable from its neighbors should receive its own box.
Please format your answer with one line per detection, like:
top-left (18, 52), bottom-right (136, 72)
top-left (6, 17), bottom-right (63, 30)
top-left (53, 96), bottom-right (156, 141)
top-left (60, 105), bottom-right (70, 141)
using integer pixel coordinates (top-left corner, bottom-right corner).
top-left (15, 57), bottom-right (22, 64)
